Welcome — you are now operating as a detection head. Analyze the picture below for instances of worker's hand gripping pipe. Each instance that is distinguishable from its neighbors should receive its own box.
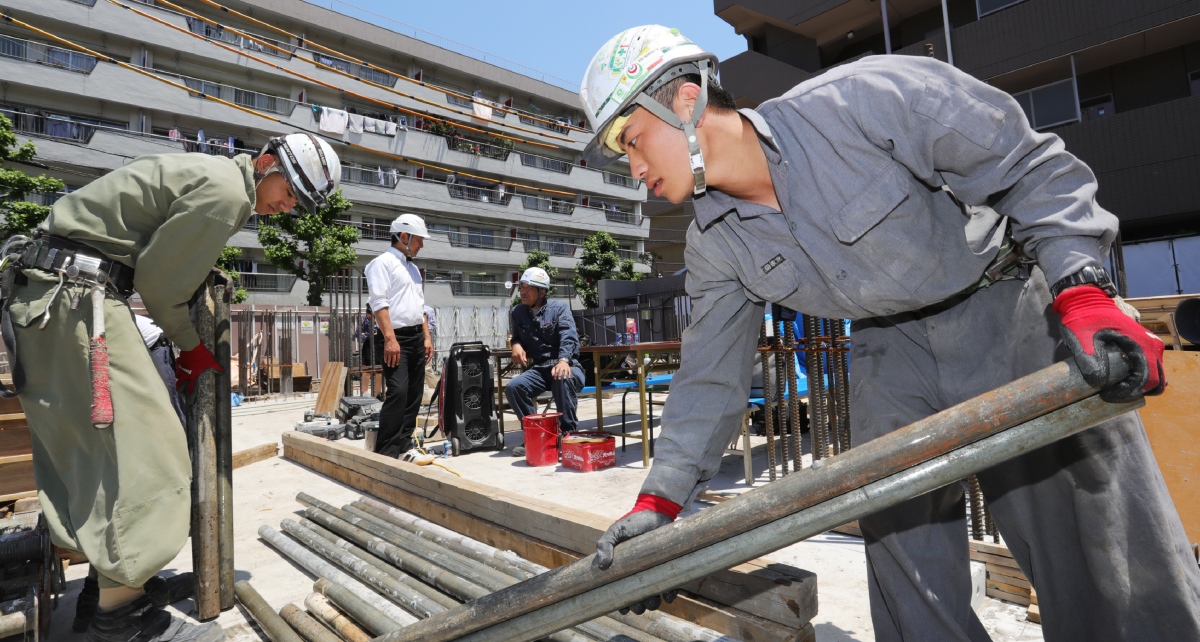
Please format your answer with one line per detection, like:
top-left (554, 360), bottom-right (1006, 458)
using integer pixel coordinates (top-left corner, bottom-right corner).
top-left (377, 351), bottom-right (1138, 642)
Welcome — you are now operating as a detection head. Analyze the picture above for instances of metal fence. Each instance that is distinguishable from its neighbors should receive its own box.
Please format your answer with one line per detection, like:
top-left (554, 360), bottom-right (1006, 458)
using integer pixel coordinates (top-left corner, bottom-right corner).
top-left (447, 230), bottom-right (514, 251)
top-left (311, 51), bottom-right (397, 87)
top-left (1, 108), bottom-right (99, 143)
top-left (0, 34), bottom-right (98, 73)
top-left (342, 164), bottom-right (401, 188)
top-left (603, 172), bottom-right (639, 189)
top-left (239, 273), bottom-right (298, 293)
top-left (175, 74), bottom-right (295, 115)
top-left (519, 153), bottom-right (571, 174)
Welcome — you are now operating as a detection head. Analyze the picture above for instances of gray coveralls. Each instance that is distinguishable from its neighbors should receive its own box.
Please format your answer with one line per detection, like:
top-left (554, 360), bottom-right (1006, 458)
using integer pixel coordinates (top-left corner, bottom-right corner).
top-left (641, 55), bottom-right (1200, 640)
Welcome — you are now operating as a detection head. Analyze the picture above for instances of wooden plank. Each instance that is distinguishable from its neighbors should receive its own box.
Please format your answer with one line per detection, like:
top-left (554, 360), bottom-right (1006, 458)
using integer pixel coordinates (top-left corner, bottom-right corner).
top-left (1140, 351), bottom-right (1200, 545)
top-left (986, 567), bottom-right (1030, 589)
top-left (0, 490), bottom-right (36, 503)
top-left (0, 396), bottom-right (24, 416)
top-left (987, 578), bottom-right (1030, 597)
top-left (969, 550), bottom-right (1022, 570)
top-left (231, 443), bottom-right (278, 470)
top-left (1027, 602), bottom-right (1041, 623)
top-left (313, 362), bottom-right (346, 415)
top-left (830, 520), bottom-right (861, 538)
top-left (0, 457), bottom-right (34, 497)
top-left (986, 586), bottom-right (1031, 606)
top-left (967, 539), bottom-right (1012, 558)
top-left (662, 591), bottom-right (815, 642)
top-left (283, 432), bottom-right (818, 633)
top-left (1030, 587), bottom-right (1038, 605)
top-left (0, 417), bottom-right (30, 459)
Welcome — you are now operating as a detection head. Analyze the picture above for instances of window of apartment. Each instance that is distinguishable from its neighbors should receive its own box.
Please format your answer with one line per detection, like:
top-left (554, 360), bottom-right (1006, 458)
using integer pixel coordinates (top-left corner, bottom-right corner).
top-left (976, 0), bottom-right (1028, 18)
top-left (1013, 78), bottom-right (1079, 130)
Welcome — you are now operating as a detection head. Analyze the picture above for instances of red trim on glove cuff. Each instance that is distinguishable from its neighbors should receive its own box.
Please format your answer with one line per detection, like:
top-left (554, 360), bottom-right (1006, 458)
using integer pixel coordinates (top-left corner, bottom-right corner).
top-left (627, 494), bottom-right (682, 520)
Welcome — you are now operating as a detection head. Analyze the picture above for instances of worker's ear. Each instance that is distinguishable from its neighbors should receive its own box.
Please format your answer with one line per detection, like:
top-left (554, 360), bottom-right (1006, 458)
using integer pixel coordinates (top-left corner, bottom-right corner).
top-left (673, 82), bottom-right (702, 123)
top-left (254, 153), bottom-right (281, 173)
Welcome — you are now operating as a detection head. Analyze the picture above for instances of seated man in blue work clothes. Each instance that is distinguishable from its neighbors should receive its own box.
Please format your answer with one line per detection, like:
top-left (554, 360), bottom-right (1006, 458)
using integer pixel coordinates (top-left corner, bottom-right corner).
top-left (505, 267), bottom-right (585, 457)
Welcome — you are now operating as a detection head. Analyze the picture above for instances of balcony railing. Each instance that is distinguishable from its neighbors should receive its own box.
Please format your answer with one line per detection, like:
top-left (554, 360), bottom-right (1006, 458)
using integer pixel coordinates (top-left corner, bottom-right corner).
top-left (549, 282), bottom-right (577, 298)
top-left (333, 217), bottom-right (390, 241)
top-left (442, 134), bottom-right (512, 161)
top-left (185, 18), bottom-right (294, 59)
top-left (519, 153), bottom-right (571, 174)
top-left (447, 231), bottom-right (514, 251)
top-left (603, 208), bottom-right (641, 226)
top-left (239, 273), bottom-right (298, 293)
top-left (311, 51), bottom-right (398, 87)
top-left (617, 248), bottom-right (641, 261)
top-left (521, 239), bottom-right (578, 257)
top-left (520, 194), bottom-right (574, 215)
top-left (0, 35), bottom-right (98, 74)
top-left (342, 164), bottom-right (401, 188)
top-left (518, 115), bottom-right (570, 134)
top-left (603, 172), bottom-right (639, 189)
top-left (1, 108), bottom-right (99, 144)
top-left (168, 73), bottom-right (296, 115)
top-left (446, 182), bottom-right (512, 205)
top-left (450, 281), bottom-right (506, 297)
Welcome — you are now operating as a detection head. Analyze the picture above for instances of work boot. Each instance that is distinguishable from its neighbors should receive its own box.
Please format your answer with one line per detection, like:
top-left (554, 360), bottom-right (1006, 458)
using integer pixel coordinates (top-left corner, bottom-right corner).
top-left (88, 594), bottom-right (225, 642)
top-left (73, 573), bottom-right (100, 632)
top-left (400, 449), bottom-right (436, 465)
top-left (74, 573), bottom-right (195, 632)
top-left (144, 572), bottom-right (195, 608)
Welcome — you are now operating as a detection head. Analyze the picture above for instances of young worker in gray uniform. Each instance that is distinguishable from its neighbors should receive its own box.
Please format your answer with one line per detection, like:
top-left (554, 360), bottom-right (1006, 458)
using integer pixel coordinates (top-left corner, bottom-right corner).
top-left (580, 25), bottom-right (1200, 640)
top-left (1, 133), bottom-right (340, 642)
top-left (505, 267), bottom-right (585, 455)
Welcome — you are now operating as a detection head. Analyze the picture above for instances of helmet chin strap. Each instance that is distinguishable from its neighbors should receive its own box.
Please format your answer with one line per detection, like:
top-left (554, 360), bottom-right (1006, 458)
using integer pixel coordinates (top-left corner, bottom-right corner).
top-left (631, 59), bottom-right (712, 195)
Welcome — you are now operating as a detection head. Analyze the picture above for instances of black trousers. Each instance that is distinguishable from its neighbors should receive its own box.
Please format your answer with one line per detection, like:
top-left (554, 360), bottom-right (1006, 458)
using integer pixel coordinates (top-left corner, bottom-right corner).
top-left (373, 326), bottom-right (425, 458)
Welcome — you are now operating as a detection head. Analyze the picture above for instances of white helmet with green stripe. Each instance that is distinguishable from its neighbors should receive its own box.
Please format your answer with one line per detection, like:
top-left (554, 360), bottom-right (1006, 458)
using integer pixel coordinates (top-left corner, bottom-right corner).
top-left (580, 25), bottom-right (719, 194)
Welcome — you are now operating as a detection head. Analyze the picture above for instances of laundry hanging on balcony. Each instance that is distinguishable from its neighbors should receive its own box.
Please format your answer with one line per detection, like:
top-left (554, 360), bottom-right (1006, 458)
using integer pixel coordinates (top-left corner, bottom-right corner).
top-left (348, 114), bottom-right (364, 134)
top-left (318, 107), bottom-right (348, 135)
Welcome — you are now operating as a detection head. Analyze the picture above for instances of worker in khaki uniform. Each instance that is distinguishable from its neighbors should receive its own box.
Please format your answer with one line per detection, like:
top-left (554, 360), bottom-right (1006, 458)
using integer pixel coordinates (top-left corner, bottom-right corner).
top-left (581, 26), bottom-right (1200, 640)
top-left (2, 133), bottom-right (340, 642)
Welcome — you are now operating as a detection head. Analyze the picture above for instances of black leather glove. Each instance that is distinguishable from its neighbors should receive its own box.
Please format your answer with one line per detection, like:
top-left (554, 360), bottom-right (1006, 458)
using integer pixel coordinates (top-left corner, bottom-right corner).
top-left (594, 494), bottom-right (682, 615)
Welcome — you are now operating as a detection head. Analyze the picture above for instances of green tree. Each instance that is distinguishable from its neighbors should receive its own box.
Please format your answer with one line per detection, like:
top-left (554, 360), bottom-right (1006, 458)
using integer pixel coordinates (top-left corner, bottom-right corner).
top-left (215, 246), bottom-right (250, 304)
top-left (512, 248), bottom-right (557, 304)
top-left (256, 189), bottom-right (361, 305)
top-left (572, 230), bottom-right (643, 309)
top-left (0, 115), bottom-right (65, 238)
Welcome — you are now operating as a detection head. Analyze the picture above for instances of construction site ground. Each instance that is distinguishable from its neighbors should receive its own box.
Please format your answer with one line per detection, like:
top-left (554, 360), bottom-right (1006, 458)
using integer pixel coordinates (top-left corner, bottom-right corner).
top-left (45, 392), bottom-right (1045, 642)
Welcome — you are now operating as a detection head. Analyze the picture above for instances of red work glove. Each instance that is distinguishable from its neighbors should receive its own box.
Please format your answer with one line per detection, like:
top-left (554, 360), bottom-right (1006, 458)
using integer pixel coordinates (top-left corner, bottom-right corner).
top-left (1054, 284), bottom-right (1165, 403)
top-left (593, 494), bottom-right (683, 613)
top-left (175, 344), bottom-right (222, 394)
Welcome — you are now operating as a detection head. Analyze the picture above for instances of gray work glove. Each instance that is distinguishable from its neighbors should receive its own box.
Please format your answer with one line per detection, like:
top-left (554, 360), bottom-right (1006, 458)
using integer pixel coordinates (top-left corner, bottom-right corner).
top-left (594, 494), bottom-right (682, 614)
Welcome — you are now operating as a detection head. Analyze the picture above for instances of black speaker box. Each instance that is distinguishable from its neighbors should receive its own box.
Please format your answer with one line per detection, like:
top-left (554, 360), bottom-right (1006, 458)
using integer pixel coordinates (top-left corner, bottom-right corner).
top-left (439, 341), bottom-right (503, 455)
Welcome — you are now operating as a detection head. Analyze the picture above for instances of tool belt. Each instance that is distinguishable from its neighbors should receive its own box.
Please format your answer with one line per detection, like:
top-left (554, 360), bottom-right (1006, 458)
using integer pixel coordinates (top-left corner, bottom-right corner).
top-left (19, 233), bottom-right (136, 297)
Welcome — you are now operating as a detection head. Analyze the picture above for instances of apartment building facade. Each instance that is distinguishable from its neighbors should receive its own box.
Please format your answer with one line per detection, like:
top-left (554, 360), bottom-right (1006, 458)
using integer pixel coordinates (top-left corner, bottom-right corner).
top-left (0, 0), bottom-right (647, 308)
top-left (648, 0), bottom-right (1200, 295)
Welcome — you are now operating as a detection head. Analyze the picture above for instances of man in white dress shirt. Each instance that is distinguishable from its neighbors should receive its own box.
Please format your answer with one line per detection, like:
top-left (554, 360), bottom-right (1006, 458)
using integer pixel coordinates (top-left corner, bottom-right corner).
top-left (364, 214), bottom-right (435, 464)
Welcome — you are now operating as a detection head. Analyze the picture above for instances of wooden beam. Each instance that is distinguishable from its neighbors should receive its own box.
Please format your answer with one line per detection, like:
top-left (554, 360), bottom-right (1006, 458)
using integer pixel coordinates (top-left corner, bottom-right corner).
top-left (0, 456), bottom-right (34, 497)
top-left (0, 418), bottom-right (30, 459)
top-left (313, 363), bottom-right (346, 415)
top-left (0, 490), bottom-right (36, 503)
top-left (232, 443), bottom-right (279, 470)
top-left (283, 432), bottom-right (818, 637)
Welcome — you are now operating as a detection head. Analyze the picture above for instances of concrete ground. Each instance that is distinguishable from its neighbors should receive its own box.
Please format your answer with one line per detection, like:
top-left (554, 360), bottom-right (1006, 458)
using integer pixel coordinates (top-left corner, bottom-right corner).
top-left (46, 391), bottom-right (1045, 642)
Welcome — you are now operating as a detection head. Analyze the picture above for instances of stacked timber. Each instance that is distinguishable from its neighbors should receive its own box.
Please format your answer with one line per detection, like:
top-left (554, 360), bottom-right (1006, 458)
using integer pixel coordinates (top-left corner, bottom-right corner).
top-left (283, 431), bottom-right (819, 642)
top-left (968, 540), bottom-right (1032, 606)
top-left (0, 389), bottom-right (34, 504)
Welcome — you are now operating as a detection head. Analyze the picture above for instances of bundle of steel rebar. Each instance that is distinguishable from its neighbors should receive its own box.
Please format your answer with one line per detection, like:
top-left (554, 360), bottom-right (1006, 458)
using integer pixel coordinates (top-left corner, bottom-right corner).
top-left (255, 491), bottom-right (739, 641)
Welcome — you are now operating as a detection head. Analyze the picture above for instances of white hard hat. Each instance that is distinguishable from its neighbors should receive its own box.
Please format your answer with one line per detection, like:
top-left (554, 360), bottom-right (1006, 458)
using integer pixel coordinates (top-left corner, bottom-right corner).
top-left (389, 213), bottom-right (429, 238)
top-left (266, 133), bottom-right (341, 213)
top-left (580, 25), bottom-right (718, 193)
top-left (519, 267), bottom-right (551, 290)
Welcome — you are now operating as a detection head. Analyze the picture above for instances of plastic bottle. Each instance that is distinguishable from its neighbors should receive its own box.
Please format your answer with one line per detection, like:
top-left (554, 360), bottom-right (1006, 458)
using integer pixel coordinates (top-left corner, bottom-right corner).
top-left (443, 440), bottom-right (452, 457)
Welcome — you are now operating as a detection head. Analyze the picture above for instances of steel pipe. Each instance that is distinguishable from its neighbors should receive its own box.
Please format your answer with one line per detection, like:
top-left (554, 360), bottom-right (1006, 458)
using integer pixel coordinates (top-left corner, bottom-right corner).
top-left (376, 354), bottom-right (1133, 642)
top-left (257, 525), bottom-right (417, 626)
top-left (281, 519), bottom-right (446, 618)
top-left (190, 277), bottom-right (221, 620)
top-left (234, 580), bottom-right (304, 642)
top-left (281, 603), bottom-right (343, 642)
top-left (305, 593), bottom-right (372, 642)
top-left (314, 578), bottom-right (399, 637)
top-left (215, 280), bottom-right (235, 610)
top-left (454, 394), bottom-right (1140, 642)
top-left (353, 497), bottom-right (734, 642)
top-left (299, 519), bottom-right (460, 610)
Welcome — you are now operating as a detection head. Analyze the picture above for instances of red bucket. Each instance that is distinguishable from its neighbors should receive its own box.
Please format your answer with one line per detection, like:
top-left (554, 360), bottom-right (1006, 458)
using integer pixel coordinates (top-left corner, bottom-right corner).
top-left (522, 413), bottom-right (561, 467)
